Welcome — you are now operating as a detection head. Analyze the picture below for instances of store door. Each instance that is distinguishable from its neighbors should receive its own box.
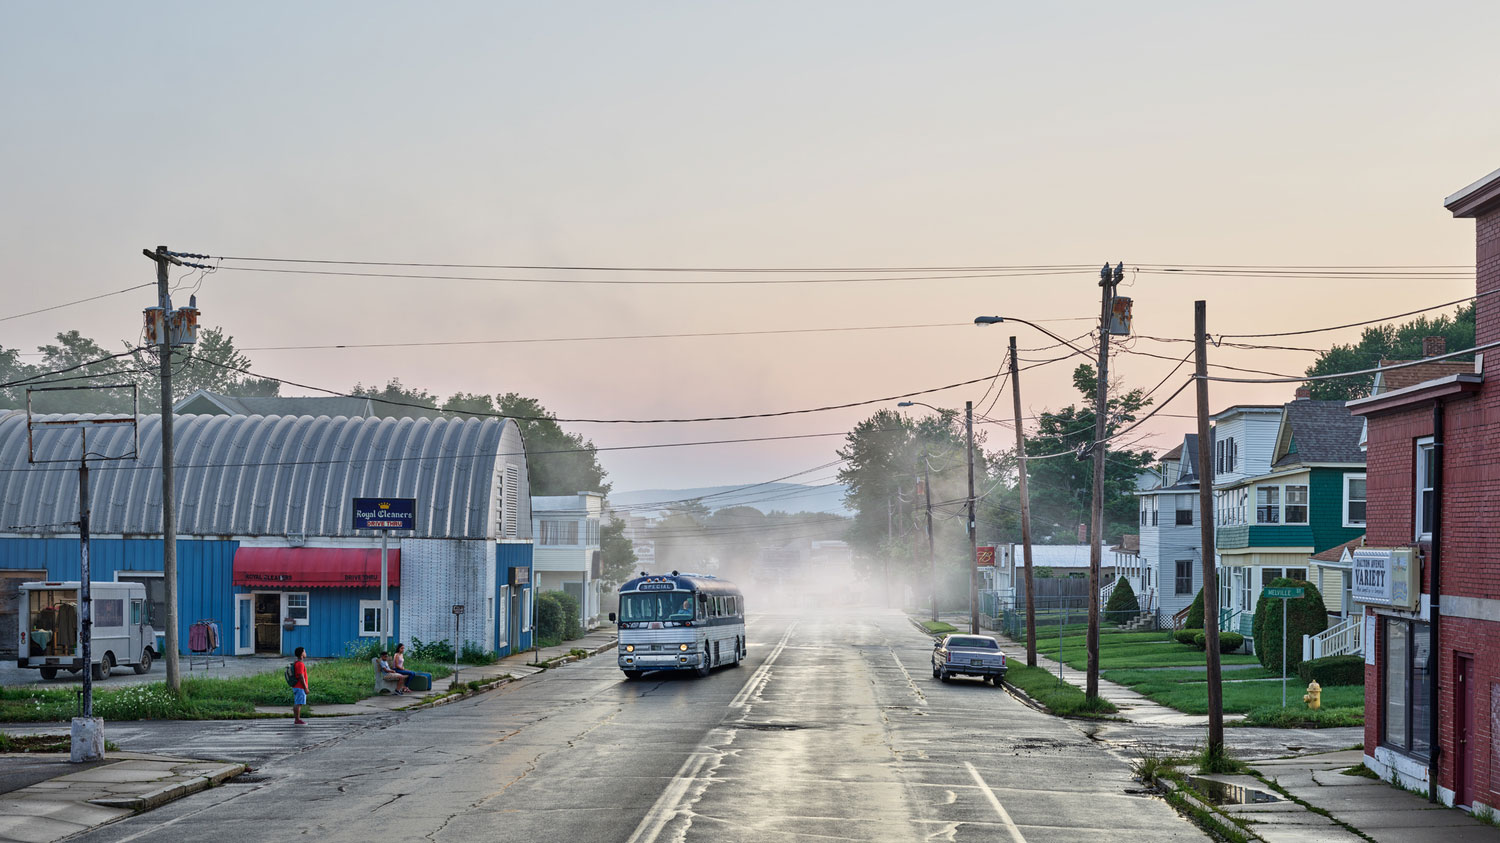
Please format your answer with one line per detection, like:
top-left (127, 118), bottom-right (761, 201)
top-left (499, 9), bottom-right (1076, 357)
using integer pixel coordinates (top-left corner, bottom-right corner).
top-left (1455, 655), bottom-right (1473, 806)
top-left (234, 594), bottom-right (254, 656)
top-left (0, 570), bottom-right (46, 659)
top-left (254, 593), bottom-right (281, 655)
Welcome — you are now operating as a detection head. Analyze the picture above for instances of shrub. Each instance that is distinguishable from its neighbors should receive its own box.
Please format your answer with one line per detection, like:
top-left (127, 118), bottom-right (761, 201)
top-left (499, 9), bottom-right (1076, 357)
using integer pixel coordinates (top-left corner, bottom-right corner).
top-left (1218, 632), bottom-right (1245, 653)
top-left (1251, 578), bottom-right (1328, 675)
top-left (1105, 577), bottom-right (1141, 624)
top-left (1298, 654), bottom-right (1365, 686)
top-left (552, 591), bottom-right (584, 640)
top-left (1174, 628), bottom-right (1199, 646)
top-left (1184, 587), bottom-right (1205, 629)
top-left (1192, 632), bottom-right (1206, 650)
top-left (535, 592), bottom-right (565, 644)
top-left (408, 637), bottom-right (455, 663)
top-left (459, 643), bottom-right (498, 665)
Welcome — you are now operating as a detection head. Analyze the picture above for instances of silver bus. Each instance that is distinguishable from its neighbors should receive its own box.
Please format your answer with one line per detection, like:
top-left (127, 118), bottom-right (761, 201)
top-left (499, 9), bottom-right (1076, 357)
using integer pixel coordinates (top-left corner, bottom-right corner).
top-left (611, 572), bottom-right (745, 679)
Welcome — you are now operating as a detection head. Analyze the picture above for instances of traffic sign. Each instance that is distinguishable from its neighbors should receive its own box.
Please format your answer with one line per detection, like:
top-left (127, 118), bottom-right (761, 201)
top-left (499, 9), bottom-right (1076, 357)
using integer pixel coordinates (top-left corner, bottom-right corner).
top-left (1262, 587), bottom-right (1305, 599)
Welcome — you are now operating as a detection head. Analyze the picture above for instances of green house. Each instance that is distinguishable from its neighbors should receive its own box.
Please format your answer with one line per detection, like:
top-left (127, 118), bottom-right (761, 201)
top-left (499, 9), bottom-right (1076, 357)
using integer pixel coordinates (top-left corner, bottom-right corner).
top-left (1214, 398), bottom-right (1365, 646)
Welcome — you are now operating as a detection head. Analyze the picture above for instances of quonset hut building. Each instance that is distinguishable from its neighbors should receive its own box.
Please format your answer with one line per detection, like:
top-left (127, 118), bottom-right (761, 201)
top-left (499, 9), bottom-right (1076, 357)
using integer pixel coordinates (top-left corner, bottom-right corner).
top-left (0, 412), bottom-right (534, 660)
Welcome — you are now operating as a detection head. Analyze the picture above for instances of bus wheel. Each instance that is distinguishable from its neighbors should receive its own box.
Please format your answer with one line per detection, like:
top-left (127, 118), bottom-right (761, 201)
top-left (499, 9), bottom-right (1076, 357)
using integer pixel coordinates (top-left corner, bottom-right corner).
top-left (622, 670), bottom-right (643, 680)
top-left (730, 638), bottom-right (742, 667)
top-left (39, 666), bottom-right (57, 681)
top-left (695, 662), bottom-right (711, 678)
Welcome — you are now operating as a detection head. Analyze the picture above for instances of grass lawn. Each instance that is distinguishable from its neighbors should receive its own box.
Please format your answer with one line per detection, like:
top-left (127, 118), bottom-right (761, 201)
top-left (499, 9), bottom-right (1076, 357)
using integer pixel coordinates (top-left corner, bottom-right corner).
top-left (1118, 677), bottom-right (1364, 715)
top-left (1005, 664), bottom-right (1118, 718)
top-left (1102, 666), bottom-right (1280, 685)
top-left (0, 657), bottom-right (453, 722)
top-left (920, 620), bottom-right (958, 635)
top-left (1033, 630), bottom-right (1261, 670)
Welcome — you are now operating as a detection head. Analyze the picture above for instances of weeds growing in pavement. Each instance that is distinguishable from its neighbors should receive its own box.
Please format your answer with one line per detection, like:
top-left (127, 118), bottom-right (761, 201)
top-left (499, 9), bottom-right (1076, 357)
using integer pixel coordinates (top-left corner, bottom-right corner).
top-left (1196, 744), bottom-right (1247, 775)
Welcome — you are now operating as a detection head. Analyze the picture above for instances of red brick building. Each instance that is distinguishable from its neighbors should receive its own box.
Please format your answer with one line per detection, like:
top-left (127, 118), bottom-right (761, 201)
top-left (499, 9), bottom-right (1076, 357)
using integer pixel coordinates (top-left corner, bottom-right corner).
top-left (1347, 166), bottom-right (1500, 812)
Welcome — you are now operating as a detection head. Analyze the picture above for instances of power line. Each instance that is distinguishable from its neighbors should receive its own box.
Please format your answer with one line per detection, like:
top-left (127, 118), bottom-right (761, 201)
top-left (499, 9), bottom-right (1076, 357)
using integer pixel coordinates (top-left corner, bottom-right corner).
top-left (212, 255), bottom-right (1101, 274)
top-left (1202, 338), bottom-right (1500, 385)
top-left (183, 354), bottom-right (1005, 425)
top-left (0, 284), bottom-right (156, 324)
top-left (214, 265), bottom-right (1093, 287)
top-left (1218, 289), bottom-right (1497, 341)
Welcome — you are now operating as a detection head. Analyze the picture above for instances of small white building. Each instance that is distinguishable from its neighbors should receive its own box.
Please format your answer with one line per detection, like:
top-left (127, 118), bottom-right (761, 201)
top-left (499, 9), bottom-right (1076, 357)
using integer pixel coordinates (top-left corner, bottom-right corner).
top-left (531, 492), bottom-right (604, 630)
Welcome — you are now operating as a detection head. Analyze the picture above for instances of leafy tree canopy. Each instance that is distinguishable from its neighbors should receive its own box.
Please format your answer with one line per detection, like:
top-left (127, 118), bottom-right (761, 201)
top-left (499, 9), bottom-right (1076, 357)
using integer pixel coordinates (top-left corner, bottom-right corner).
top-left (1303, 303), bottom-right (1474, 401)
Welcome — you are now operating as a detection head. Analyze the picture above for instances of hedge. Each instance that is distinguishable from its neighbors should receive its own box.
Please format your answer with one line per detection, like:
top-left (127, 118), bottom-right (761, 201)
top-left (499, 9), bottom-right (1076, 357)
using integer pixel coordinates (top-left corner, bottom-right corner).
top-left (1184, 587), bottom-right (1206, 630)
top-left (1251, 578), bottom-right (1328, 674)
top-left (1297, 654), bottom-right (1365, 686)
top-left (1191, 631), bottom-right (1244, 654)
top-left (1174, 629), bottom-right (1199, 646)
top-left (1105, 577), bottom-right (1141, 624)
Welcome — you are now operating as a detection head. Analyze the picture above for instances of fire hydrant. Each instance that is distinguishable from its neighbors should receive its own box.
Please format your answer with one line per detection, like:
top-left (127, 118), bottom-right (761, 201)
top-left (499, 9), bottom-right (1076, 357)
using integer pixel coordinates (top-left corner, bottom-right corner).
top-left (1303, 680), bottom-right (1322, 710)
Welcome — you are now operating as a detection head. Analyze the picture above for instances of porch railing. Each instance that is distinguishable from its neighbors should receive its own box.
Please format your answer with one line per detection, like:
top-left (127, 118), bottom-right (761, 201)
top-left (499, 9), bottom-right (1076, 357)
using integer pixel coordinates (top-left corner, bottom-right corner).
top-left (1303, 614), bottom-right (1364, 661)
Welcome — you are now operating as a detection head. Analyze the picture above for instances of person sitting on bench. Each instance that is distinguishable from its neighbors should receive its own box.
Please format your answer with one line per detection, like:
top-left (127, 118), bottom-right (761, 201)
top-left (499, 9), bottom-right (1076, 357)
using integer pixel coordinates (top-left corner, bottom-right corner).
top-left (374, 652), bottom-right (408, 695)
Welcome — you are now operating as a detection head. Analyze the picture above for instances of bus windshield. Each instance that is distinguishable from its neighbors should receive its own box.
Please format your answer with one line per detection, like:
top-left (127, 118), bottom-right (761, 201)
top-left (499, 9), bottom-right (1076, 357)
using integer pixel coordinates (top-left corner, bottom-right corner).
top-left (620, 592), bottom-right (696, 623)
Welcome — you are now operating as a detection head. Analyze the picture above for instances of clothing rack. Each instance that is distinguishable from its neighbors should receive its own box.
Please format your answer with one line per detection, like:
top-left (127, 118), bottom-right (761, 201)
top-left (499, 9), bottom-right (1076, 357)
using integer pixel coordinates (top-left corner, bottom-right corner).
top-left (187, 619), bottom-right (224, 670)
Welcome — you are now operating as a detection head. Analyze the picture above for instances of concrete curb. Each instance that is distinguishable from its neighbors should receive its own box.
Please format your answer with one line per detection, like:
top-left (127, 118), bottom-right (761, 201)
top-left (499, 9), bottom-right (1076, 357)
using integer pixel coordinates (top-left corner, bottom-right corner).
top-left (88, 762), bottom-right (246, 811)
top-left (401, 638), bottom-right (617, 712)
top-left (526, 638), bottom-right (619, 671)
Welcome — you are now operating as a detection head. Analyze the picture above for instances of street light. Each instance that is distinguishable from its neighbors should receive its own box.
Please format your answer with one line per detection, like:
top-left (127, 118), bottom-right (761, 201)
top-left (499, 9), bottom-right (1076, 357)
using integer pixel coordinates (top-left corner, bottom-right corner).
top-left (899, 400), bottom-right (979, 634)
top-left (973, 315), bottom-right (1093, 358)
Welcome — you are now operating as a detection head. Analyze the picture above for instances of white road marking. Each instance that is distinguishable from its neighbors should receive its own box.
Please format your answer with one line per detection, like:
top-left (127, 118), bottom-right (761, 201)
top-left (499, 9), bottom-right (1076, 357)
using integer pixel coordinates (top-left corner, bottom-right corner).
top-left (729, 621), bottom-right (796, 709)
top-left (627, 621), bottom-right (798, 843)
top-left (964, 761), bottom-right (1027, 843)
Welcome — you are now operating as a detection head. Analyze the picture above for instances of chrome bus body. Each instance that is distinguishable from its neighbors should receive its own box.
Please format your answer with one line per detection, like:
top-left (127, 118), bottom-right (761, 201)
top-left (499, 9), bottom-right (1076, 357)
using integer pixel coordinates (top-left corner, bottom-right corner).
top-left (616, 573), bottom-right (745, 676)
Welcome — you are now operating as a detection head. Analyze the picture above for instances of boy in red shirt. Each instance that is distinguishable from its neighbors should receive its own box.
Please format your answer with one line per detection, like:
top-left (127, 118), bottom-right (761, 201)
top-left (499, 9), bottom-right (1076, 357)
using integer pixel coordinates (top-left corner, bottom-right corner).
top-left (292, 647), bottom-right (310, 725)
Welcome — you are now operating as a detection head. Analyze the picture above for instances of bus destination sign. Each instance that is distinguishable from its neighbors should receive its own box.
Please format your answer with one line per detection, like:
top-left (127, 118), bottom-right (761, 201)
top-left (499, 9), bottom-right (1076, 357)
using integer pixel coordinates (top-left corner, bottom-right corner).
top-left (353, 498), bottom-right (417, 531)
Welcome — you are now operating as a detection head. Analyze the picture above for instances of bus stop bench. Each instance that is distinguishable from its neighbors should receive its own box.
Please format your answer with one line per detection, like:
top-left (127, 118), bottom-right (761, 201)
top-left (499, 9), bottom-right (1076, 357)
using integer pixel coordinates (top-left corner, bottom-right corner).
top-left (371, 658), bottom-right (403, 694)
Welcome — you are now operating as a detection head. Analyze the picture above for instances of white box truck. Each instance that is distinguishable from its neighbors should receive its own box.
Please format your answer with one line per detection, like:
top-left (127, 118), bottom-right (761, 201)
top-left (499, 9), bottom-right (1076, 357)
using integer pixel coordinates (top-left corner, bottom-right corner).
top-left (16, 581), bottom-right (157, 681)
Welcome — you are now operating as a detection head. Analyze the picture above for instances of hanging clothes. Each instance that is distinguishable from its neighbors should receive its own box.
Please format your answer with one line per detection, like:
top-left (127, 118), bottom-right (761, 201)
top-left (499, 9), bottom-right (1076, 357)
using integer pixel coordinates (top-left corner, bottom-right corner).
top-left (189, 621), bottom-right (210, 653)
top-left (55, 602), bottom-right (77, 653)
top-left (207, 621), bottom-right (220, 651)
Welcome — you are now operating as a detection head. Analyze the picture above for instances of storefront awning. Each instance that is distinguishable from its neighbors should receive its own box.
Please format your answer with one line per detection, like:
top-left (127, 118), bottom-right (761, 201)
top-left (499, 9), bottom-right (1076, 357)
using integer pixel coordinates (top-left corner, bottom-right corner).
top-left (232, 548), bottom-right (401, 588)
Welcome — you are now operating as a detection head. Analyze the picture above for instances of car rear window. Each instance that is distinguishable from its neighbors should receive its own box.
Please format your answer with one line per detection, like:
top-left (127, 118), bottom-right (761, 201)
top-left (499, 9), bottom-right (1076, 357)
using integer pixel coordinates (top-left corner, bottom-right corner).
top-left (947, 636), bottom-right (998, 649)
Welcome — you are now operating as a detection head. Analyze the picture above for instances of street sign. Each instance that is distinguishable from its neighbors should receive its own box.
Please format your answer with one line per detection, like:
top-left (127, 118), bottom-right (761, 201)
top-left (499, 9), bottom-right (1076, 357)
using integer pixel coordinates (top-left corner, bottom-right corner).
top-left (1262, 587), bottom-right (1305, 600)
top-left (451, 604), bottom-right (465, 615)
top-left (353, 498), bottom-right (417, 530)
top-left (1260, 586), bottom-right (1305, 707)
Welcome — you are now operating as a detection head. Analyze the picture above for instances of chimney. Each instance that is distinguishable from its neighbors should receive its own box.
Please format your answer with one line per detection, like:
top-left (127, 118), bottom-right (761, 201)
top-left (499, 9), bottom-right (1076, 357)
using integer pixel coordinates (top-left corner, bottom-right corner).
top-left (1422, 336), bottom-right (1446, 358)
top-left (1295, 387), bottom-right (1312, 400)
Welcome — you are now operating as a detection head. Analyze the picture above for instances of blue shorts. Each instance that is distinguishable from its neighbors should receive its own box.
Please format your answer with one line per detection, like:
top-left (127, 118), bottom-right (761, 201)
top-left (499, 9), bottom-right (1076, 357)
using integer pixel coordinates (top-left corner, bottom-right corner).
top-left (293, 688), bottom-right (307, 705)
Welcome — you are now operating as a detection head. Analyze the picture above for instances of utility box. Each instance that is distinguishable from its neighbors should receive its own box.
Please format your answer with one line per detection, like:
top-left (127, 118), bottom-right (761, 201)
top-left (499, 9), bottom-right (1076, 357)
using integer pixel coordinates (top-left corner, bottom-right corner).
top-left (1108, 296), bottom-right (1134, 336)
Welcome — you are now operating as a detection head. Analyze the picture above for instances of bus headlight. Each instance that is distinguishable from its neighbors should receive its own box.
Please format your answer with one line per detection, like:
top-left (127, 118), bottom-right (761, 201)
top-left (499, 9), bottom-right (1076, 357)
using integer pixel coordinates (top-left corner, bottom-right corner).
top-left (625, 645), bottom-right (634, 653)
top-left (679, 643), bottom-right (689, 651)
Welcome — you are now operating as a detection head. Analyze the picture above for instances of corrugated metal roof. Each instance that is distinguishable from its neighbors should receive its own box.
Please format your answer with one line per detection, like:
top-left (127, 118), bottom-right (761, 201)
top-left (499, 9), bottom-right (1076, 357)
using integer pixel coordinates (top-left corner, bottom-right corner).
top-left (0, 411), bottom-right (531, 540)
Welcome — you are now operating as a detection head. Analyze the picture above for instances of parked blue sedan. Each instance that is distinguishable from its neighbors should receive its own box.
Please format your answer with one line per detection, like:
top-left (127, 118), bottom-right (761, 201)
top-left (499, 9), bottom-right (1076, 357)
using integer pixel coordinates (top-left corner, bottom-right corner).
top-left (931, 634), bottom-right (1007, 685)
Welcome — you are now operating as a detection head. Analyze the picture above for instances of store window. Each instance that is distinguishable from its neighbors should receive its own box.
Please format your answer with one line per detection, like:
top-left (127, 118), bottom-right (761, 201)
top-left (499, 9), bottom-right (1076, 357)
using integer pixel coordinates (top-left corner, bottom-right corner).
top-left (285, 592), bottom-right (309, 625)
top-left (359, 600), bottom-right (393, 638)
top-left (1382, 618), bottom-right (1431, 758)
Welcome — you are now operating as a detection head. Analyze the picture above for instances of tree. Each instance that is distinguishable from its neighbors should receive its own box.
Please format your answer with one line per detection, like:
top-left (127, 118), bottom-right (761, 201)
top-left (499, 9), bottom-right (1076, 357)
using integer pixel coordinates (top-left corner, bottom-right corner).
top-left (441, 392), bottom-right (497, 417)
top-left (1022, 364), bottom-right (1156, 543)
top-left (598, 515), bottom-right (638, 587)
top-left (1303, 304), bottom-right (1475, 401)
top-left (1251, 577), bottom-right (1327, 675)
top-left (352, 378), bottom-right (440, 416)
top-left (1185, 587), bottom-right (1206, 629)
top-left (497, 393), bottom-right (610, 496)
top-left (1104, 577), bottom-right (1140, 624)
top-left (26, 331), bottom-right (136, 414)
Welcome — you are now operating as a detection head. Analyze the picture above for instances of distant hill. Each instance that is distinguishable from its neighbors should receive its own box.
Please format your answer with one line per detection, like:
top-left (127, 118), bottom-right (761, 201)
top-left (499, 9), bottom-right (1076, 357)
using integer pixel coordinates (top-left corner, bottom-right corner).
top-left (607, 483), bottom-right (851, 516)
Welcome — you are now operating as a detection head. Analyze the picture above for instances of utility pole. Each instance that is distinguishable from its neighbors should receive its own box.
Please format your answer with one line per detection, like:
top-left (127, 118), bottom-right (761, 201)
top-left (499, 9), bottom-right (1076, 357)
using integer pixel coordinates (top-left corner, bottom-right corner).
top-left (1086, 261), bottom-right (1123, 701)
top-left (922, 448), bottom-right (937, 623)
top-left (143, 246), bottom-right (183, 694)
top-left (966, 401), bottom-right (978, 635)
top-left (1009, 337), bottom-right (1038, 667)
top-left (885, 494), bottom-right (893, 608)
top-left (1194, 299), bottom-right (1225, 757)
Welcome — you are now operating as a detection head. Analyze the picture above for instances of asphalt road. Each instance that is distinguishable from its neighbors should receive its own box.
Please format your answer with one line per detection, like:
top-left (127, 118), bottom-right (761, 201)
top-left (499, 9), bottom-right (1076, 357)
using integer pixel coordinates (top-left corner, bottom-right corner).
top-left (70, 608), bottom-right (1206, 842)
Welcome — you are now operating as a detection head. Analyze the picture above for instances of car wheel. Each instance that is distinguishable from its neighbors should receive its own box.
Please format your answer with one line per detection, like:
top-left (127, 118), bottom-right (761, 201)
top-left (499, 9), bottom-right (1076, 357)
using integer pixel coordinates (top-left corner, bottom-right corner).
top-left (622, 670), bottom-right (643, 680)
top-left (133, 649), bottom-right (153, 675)
top-left (931, 663), bottom-right (941, 679)
top-left (92, 653), bottom-right (113, 680)
top-left (39, 666), bottom-right (57, 681)
top-left (939, 667), bottom-right (950, 683)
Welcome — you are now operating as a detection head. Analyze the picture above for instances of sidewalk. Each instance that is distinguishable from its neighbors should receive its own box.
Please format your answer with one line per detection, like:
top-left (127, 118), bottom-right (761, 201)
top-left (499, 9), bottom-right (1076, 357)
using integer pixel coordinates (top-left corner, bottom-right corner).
top-left (251, 628), bottom-right (620, 717)
top-left (1201, 750), bottom-right (1498, 843)
top-left (0, 752), bottom-right (244, 843)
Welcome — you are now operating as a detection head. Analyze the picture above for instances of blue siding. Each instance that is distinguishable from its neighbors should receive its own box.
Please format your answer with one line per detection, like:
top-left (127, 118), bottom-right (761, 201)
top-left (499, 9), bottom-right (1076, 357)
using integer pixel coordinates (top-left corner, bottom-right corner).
top-left (0, 537), bottom-right (401, 659)
top-left (496, 543), bottom-right (534, 655)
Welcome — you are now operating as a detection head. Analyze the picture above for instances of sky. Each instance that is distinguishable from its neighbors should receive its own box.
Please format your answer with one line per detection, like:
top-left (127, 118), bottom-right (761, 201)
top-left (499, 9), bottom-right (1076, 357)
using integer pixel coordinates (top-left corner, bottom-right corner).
top-left (2, 3), bottom-right (1497, 494)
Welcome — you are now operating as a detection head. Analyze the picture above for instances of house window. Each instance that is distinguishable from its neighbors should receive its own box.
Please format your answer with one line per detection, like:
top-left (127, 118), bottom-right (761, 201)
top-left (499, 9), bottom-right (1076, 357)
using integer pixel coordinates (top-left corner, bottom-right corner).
top-left (359, 600), bottom-right (393, 638)
top-left (285, 592), bottom-right (310, 625)
top-left (1382, 618), bottom-right (1432, 758)
top-left (587, 518), bottom-right (601, 546)
top-left (1174, 560), bottom-right (1193, 595)
top-left (1415, 439), bottom-right (1435, 540)
top-left (1140, 498), bottom-right (1148, 527)
top-left (1217, 437), bottom-right (1237, 473)
top-left (1175, 495), bottom-right (1193, 526)
top-left (539, 520), bottom-right (580, 545)
top-left (1260, 567), bottom-right (1283, 589)
top-left (1344, 474), bottom-right (1367, 527)
top-left (1256, 486), bottom-right (1281, 524)
top-left (1239, 570), bottom-right (1252, 611)
top-left (1284, 485), bottom-right (1309, 525)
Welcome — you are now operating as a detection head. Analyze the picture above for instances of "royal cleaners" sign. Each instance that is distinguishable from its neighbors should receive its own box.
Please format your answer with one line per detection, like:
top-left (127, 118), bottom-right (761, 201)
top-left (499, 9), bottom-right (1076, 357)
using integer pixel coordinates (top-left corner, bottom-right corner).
top-left (352, 497), bottom-right (417, 531)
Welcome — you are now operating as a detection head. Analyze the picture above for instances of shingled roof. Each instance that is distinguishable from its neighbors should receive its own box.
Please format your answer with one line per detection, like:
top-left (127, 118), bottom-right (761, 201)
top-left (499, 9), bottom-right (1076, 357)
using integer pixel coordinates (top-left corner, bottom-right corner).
top-left (1273, 400), bottom-right (1365, 468)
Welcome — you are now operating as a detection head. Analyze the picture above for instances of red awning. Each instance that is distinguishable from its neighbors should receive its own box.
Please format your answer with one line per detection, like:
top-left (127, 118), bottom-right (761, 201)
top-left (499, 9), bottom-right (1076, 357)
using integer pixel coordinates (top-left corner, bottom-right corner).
top-left (232, 548), bottom-right (400, 588)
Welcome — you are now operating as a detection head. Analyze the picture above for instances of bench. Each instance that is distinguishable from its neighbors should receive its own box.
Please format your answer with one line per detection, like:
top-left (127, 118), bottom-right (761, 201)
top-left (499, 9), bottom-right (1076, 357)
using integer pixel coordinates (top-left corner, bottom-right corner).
top-left (371, 657), bottom-right (403, 694)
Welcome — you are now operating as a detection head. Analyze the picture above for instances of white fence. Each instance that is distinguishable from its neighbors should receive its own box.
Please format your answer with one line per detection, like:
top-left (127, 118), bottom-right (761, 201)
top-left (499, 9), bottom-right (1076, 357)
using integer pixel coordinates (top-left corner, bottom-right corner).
top-left (1303, 614), bottom-right (1364, 661)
